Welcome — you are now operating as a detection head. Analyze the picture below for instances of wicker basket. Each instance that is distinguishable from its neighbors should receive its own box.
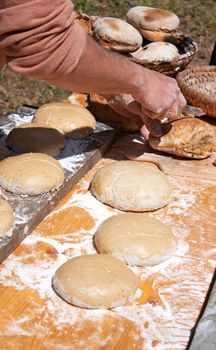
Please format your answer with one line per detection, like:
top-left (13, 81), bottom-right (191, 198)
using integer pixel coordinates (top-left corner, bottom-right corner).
top-left (177, 66), bottom-right (216, 118)
top-left (76, 13), bottom-right (198, 77)
top-left (130, 35), bottom-right (198, 77)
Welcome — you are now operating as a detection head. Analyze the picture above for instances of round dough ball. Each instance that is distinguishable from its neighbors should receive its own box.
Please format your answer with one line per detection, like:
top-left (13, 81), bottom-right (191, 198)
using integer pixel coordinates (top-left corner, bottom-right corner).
top-left (52, 254), bottom-right (137, 309)
top-left (0, 153), bottom-right (64, 195)
top-left (0, 198), bottom-right (14, 238)
top-left (95, 213), bottom-right (177, 266)
top-left (6, 123), bottom-right (65, 157)
top-left (33, 102), bottom-right (96, 138)
top-left (90, 161), bottom-right (171, 211)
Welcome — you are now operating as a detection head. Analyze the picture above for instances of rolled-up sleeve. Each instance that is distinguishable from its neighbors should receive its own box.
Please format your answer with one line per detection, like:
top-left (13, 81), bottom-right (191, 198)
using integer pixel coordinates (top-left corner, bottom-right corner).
top-left (0, 0), bottom-right (87, 80)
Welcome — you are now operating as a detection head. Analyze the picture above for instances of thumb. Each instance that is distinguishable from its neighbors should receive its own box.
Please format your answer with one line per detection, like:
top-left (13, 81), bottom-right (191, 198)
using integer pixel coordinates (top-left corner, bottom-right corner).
top-left (142, 115), bottom-right (163, 137)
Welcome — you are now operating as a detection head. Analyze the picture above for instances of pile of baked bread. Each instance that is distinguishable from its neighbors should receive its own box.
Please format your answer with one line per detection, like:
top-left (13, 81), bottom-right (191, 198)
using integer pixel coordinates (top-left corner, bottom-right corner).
top-left (77, 5), bottom-right (198, 76)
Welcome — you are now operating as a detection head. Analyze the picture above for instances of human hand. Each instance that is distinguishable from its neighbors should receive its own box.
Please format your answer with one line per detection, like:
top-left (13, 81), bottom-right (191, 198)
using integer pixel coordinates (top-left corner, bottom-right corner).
top-left (104, 69), bottom-right (186, 139)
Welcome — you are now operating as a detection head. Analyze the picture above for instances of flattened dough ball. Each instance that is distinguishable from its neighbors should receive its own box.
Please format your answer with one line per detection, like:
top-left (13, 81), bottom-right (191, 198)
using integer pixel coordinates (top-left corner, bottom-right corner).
top-left (0, 199), bottom-right (14, 238)
top-left (95, 213), bottom-right (177, 266)
top-left (6, 123), bottom-right (65, 157)
top-left (90, 161), bottom-right (171, 211)
top-left (33, 102), bottom-right (96, 138)
top-left (52, 254), bottom-right (138, 309)
top-left (0, 153), bottom-right (64, 195)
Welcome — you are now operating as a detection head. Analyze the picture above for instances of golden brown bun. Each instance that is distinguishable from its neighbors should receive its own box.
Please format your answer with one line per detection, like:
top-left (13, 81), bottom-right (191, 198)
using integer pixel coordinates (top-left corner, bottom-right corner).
top-left (149, 118), bottom-right (216, 159)
top-left (126, 6), bottom-right (180, 42)
top-left (139, 28), bottom-right (179, 42)
top-left (93, 17), bottom-right (143, 52)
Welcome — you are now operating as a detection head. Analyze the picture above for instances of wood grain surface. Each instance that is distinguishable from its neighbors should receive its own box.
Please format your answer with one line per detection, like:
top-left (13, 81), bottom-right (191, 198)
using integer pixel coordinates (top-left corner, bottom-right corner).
top-left (113, 133), bottom-right (216, 181)
top-left (0, 141), bottom-right (216, 350)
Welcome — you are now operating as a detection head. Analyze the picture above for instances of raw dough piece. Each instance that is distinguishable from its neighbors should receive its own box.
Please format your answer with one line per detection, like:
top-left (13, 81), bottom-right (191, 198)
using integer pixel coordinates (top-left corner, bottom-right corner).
top-left (95, 213), bottom-right (177, 266)
top-left (126, 6), bottom-right (180, 42)
top-left (93, 17), bottom-right (143, 52)
top-left (33, 102), bottom-right (96, 138)
top-left (149, 118), bottom-right (216, 159)
top-left (0, 144), bottom-right (10, 160)
top-left (0, 153), bottom-right (64, 195)
top-left (0, 198), bottom-right (14, 238)
top-left (90, 160), bottom-right (171, 211)
top-left (52, 254), bottom-right (137, 309)
top-left (6, 123), bottom-right (65, 157)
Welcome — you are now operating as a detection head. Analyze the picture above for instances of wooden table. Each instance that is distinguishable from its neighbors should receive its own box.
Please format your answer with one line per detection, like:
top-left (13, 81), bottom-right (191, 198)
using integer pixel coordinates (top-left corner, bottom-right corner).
top-left (0, 138), bottom-right (216, 350)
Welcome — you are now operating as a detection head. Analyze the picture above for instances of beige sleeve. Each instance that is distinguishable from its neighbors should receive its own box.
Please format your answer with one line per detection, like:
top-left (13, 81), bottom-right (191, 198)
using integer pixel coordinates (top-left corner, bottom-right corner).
top-left (0, 0), bottom-right (87, 81)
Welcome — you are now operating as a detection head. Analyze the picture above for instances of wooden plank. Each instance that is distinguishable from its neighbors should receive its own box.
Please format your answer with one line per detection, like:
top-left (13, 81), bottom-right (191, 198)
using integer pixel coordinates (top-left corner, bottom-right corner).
top-left (0, 154), bottom-right (215, 350)
top-left (113, 133), bottom-right (216, 181)
top-left (0, 106), bottom-right (118, 263)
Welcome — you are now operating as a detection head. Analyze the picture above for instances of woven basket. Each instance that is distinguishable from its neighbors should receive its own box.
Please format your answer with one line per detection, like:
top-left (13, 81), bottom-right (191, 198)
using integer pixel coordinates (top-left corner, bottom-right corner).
top-left (130, 35), bottom-right (198, 77)
top-left (177, 66), bottom-right (216, 118)
top-left (76, 13), bottom-right (197, 77)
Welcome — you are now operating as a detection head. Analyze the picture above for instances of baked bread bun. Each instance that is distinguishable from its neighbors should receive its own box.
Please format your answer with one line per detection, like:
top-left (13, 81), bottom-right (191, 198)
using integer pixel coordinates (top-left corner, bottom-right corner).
top-left (95, 213), bottom-right (177, 266)
top-left (131, 41), bottom-right (179, 64)
top-left (93, 17), bottom-right (143, 52)
top-left (6, 123), bottom-right (65, 157)
top-left (90, 161), bottom-right (171, 211)
top-left (0, 153), bottom-right (64, 195)
top-left (149, 118), bottom-right (216, 159)
top-left (33, 102), bottom-right (96, 139)
top-left (0, 199), bottom-right (14, 238)
top-left (88, 93), bottom-right (139, 132)
top-left (52, 254), bottom-right (137, 309)
top-left (126, 6), bottom-right (180, 42)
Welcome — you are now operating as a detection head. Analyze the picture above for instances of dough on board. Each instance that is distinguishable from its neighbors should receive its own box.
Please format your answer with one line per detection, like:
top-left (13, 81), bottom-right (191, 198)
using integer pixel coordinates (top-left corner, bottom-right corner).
top-left (90, 160), bottom-right (171, 211)
top-left (95, 213), bottom-right (177, 266)
top-left (0, 153), bottom-right (64, 195)
top-left (149, 118), bottom-right (216, 159)
top-left (33, 102), bottom-right (96, 138)
top-left (6, 123), bottom-right (65, 157)
top-left (0, 198), bottom-right (14, 238)
top-left (52, 254), bottom-right (138, 309)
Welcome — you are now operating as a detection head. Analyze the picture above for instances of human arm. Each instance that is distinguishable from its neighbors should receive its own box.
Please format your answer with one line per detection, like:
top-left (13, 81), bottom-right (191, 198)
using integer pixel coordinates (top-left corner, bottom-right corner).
top-left (0, 0), bottom-right (186, 136)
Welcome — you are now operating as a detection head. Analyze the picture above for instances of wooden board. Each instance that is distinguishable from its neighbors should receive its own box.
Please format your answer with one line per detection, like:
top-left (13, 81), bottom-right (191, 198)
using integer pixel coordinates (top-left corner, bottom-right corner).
top-left (112, 133), bottom-right (216, 181)
top-left (0, 106), bottom-right (118, 263)
top-left (0, 141), bottom-right (216, 350)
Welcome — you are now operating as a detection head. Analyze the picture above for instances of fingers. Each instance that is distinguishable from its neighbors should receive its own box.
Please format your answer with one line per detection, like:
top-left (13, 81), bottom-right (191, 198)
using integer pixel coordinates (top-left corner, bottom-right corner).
top-left (142, 115), bottom-right (163, 137)
top-left (140, 124), bottom-right (150, 140)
